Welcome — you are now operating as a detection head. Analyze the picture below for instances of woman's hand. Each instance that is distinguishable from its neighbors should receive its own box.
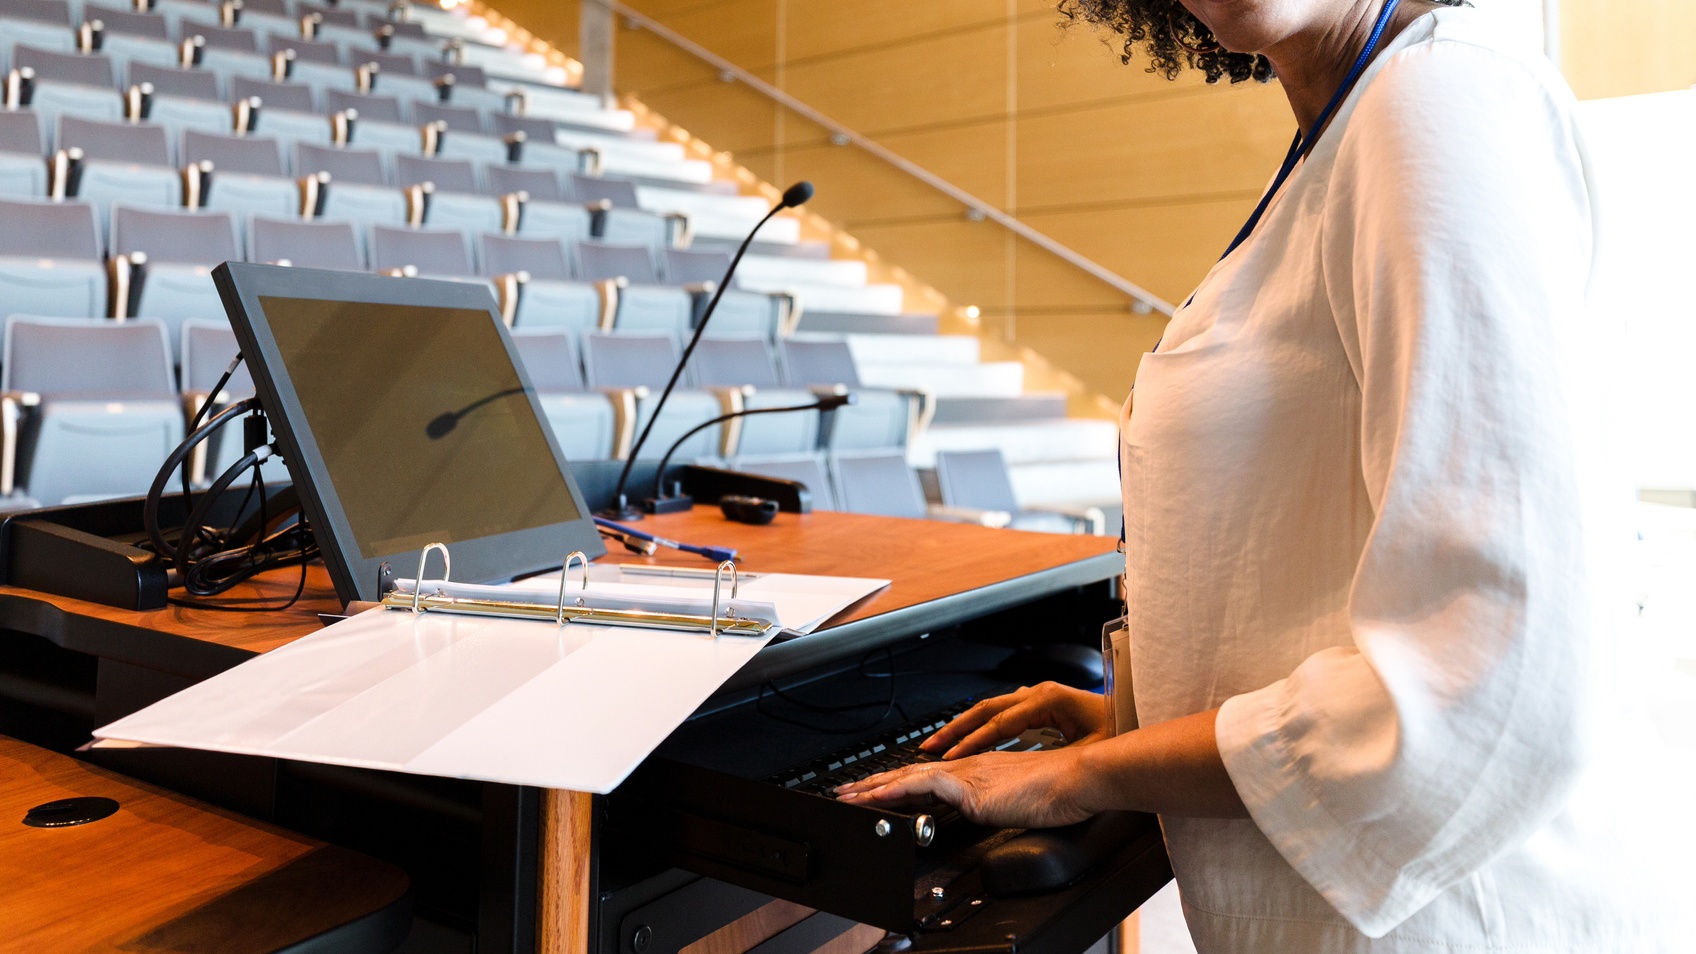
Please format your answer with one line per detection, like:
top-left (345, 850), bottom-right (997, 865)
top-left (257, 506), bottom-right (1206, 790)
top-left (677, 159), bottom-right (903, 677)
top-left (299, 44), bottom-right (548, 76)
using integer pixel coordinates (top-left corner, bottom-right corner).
top-left (834, 749), bottom-right (1095, 828)
top-left (921, 682), bottom-right (1109, 759)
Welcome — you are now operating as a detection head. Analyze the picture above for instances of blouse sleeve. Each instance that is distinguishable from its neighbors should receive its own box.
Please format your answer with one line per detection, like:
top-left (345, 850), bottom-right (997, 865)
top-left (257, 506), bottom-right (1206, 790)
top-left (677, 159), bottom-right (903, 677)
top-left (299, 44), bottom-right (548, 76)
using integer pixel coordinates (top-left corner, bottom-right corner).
top-left (1213, 38), bottom-right (1598, 937)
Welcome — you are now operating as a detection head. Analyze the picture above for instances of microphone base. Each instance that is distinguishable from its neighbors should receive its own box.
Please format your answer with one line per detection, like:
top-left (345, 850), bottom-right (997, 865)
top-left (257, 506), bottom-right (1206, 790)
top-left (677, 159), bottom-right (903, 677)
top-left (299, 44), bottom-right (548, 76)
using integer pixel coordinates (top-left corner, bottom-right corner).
top-left (597, 493), bottom-right (645, 522)
top-left (643, 493), bottom-right (695, 515)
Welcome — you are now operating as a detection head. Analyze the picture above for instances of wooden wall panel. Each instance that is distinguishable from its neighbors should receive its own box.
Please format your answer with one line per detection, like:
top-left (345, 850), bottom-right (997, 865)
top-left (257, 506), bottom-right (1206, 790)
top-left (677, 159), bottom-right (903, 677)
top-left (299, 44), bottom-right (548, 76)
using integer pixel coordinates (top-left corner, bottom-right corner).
top-left (783, 0), bottom-right (1008, 63)
top-left (779, 27), bottom-right (1012, 132)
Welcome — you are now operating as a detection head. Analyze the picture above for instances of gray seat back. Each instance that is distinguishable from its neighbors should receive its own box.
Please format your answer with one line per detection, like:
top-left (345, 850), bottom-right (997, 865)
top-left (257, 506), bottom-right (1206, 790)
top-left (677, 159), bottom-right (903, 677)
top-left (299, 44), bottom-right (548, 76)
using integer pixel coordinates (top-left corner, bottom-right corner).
top-left (369, 223), bottom-right (473, 276)
top-left (0, 0), bottom-right (71, 24)
top-left (570, 174), bottom-right (638, 208)
top-left (576, 241), bottom-right (655, 282)
top-left (58, 114), bottom-right (170, 165)
top-left (15, 44), bottom-right (114, 87)
top-left (110, 204), bottom-right (239, 266)
top-left (481, 233), bottom-right (568, 280)
top-left (934, 449), bottom-right (1020, 513)
top-left (663, 247), bottom-right (731, 285)
top-left (3, 315), bottom-right (173, 396)
top-left (325, 88), bottom-right (405, 124)
top-left (510, 329), bottom-right (585, 392)
top-left (733, 453), bottom-right (834, 511)
top-left (182, 128), bottom-right (286, 176)
top-left (295, 140), bottom-right (388, 185)
top-left (248, 214), bottom-right (362, 268)
top-left (0, 109), bottom-right (43, 155)
top-left (269, 35), bottom-right (341, 65)
top-left (488, 112), bottom-right (553, 142)
top-left (129, 62), bottom-right (221, 101)
top-left (0, 196), bottom-right (98, 257)
top-left (581, 331), bottom-right (675, 389)
top-left (690, 337), bottom-right (780, 389)
top-left (831, 450), bottom-right (926, 519)
top-left (86, 4), bottom-right (170, 40)
top-left (780, 337), bottom-right (863, 388)
top-left (189, 22), bottom-right (258, 52)
top-left (353, 48), bottom-right (418, 77)
top-left (396, 153), bottom-right (478, 193)
top-left (180, 319), bottom-right (255, 397)
top-left (231, 76), bottom-right (318, 113)
top-left (488, 163), bottom-right (562, 201)
top-left (412, 101), bottom-right (482, 133)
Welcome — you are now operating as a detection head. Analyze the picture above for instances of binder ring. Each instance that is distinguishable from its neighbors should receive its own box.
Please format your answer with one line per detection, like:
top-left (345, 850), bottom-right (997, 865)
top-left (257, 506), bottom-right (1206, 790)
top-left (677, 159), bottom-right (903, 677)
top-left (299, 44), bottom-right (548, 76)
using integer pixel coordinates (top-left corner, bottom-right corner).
top-left (557, 551), bottom-right (589, 625)
top-left (412, 542), bottom-right (451, 613)
top-left (710, 560), bottom-right (738, 638)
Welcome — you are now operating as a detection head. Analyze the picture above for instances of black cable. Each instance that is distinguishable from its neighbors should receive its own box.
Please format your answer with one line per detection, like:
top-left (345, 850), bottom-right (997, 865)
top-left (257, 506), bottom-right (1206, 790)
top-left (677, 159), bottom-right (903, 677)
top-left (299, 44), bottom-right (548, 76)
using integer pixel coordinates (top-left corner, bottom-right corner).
top-left (177, 354), bottom-right (244, 516)
top-left (143, 395), bottom-right (260, 561)
top-left (755, 648), bottom-right (908, 734)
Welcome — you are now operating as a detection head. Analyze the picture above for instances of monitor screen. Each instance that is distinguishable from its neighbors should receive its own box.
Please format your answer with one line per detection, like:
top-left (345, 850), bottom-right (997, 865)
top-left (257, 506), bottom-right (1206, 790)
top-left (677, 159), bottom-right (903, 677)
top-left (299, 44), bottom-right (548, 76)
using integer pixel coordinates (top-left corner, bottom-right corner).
top-left (214, 264), bottom-right (604, 603)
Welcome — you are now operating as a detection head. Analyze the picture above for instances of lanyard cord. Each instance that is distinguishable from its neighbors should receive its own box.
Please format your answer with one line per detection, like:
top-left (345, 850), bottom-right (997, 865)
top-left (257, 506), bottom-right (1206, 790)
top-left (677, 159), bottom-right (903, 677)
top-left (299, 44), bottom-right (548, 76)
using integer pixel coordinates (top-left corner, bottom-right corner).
top-left (1123, 0), bottom-right (1402, 548)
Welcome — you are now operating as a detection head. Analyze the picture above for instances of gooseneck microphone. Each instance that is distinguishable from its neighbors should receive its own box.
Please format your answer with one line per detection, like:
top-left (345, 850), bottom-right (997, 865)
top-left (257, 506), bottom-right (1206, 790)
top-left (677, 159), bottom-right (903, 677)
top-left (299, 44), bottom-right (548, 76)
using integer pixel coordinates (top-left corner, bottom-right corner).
top-left (647, 392), bottom-right (856, 512)
top-left (602, 180), bottom-right (816, 520)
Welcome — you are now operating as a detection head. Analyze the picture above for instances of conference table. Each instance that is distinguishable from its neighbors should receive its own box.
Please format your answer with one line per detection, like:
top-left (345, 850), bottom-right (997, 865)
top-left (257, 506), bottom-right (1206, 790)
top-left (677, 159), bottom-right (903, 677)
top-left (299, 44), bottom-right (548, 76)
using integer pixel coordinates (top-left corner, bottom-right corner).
top-left (0, 506), bottom-right (1164, 954)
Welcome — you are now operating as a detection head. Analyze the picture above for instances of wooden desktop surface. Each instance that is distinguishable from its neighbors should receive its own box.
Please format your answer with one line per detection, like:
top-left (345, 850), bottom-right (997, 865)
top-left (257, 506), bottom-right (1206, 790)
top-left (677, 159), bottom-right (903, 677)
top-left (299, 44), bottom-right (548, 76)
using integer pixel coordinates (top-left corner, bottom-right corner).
top-left (0, 508), bottom-right (1118, 661)
top-left (0, 736), bottom-right (409, 953)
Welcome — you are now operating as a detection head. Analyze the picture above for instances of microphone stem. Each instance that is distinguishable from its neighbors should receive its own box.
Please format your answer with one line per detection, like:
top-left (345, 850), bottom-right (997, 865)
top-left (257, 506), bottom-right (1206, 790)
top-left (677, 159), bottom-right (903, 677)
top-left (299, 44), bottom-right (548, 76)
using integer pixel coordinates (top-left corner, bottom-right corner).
top-left (651, 399), bottom-right (835, 503)
top-left (608, 201), bottom-right (787, 511)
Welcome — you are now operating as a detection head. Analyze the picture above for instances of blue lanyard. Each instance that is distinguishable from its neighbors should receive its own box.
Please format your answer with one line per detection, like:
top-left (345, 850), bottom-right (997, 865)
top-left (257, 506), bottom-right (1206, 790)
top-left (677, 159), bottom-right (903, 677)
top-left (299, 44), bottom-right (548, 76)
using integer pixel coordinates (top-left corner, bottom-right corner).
top-left (1123, 0), bottom-right (1401, 547)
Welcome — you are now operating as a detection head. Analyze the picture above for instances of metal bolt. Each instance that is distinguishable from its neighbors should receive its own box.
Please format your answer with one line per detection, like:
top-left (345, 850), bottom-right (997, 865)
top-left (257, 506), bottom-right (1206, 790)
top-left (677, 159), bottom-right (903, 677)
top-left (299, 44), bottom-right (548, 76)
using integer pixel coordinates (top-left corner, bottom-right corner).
top-left (964, 208), bottom-right (987, 222)
top-left (632, 925), bottom-right (653, 953)
top-left (830, 132), bottom-right (851, 147)
top-left (930, 886), bottom-right (945, 900)
top-left (912, 814), bottom-right (936, 846)
top-left (939, 919), bottom-right (953, 928)
top-left (874, 818), bottom-right (892, 837)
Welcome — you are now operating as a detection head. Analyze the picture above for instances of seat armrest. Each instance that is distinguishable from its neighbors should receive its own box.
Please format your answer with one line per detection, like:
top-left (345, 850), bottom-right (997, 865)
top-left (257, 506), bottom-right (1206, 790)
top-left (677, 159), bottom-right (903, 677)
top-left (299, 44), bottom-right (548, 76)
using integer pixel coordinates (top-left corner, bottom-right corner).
top-left (1022, 504), bottom-right (1108, 536)
top-left (592, 277), bottom-right (623, 331)
top-left (492, 271), bottom-right (528, 327)
top-left (597, 386), bottom-right (648, 459)
top-left (1, 391), bottom-right (41, 497)
top-left (897, 388), bottom-right (937, 443)
top-left (664, 211), bottom-right (693, 249)
top-left (927, 504), bottom-right (1012, 529)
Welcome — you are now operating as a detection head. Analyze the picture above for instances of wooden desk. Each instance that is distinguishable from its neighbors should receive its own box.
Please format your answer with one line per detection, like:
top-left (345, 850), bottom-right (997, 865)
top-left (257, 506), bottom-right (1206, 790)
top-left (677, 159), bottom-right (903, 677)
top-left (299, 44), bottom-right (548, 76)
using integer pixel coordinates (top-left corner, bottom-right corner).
top-left (0, 508), bottom-right (1124, 954)
top-left (1, 736), bottom-right (410, 952)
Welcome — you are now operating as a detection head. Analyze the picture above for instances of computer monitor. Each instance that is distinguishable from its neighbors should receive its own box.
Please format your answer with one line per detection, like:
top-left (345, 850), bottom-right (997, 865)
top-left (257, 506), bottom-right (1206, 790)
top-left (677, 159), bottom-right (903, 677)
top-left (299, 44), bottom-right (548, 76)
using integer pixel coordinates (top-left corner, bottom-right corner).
top-left (213, 262), bottom-right (605, 603)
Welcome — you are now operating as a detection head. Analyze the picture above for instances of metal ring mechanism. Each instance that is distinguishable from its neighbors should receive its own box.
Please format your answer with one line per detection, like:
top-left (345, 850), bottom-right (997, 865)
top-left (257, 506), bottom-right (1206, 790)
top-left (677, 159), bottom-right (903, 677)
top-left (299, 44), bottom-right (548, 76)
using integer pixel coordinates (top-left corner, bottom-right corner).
top-left (709, 560), bottom-right (739, 638)
top-left (556, 551), bottom-right (589, 625)
top-left (411, 542), bottom-right (451, 613)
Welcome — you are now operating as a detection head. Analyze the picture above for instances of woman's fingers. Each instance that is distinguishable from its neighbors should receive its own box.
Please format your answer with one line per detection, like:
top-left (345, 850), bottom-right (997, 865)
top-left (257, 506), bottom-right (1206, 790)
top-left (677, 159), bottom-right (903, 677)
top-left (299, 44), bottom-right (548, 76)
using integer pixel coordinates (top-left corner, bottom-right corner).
top-left (919, 693), bottom-right (1019, 753)
top-left (835, 763), bottom-right (965, 810)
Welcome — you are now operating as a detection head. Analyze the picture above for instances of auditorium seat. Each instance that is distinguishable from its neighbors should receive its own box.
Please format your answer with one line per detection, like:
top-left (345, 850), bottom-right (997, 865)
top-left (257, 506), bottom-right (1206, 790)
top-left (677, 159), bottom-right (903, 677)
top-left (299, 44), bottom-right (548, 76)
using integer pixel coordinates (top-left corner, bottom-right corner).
top-left (689, 336), bottom-right (820, 457)
top-left (428, 121), bottom-right (508, 164)
top-left (830, 449), bottom-right (1006, 525)
top-left (396, 153), bottom-right (502, 233)
top-left (295, 140), bottom-right (404, 240)
top-left (129, 62), bottom-right (231, 136)
top-left (367, 65), bottom-right (438, 107)
top-left (0, 0), bottom-right (74, 62)
top-left (500, 171), bottom-right (592, 248)
top-left (576, 240), bottom-right (691, 340)
top-left (0, 196), bottom-right (104, 317)
top-left (12, 44), bottom-right (122, 127)
top-left (85, 4), bottom-right (179, 73)
top-left (781, 336), bottom-right (920, 450)
top-left (108, 204), bottom-right (239, 357)
top-left (480, 232), bottom-right (600, 336)
top-left (572, 173), bottom-right (674, 248)
top-left (664, 246), bottom-right (785, 340)
top-left (581, 331), bottom-right (722, 460)
top-left (181, 128), bottom-right (298, 228)
top-left (153, 0), bottom-right (223, 35)
top-left (934, 448), bottom-right (1105, 535)
top-left (0, 108), bottom-right (47, 195)
top-left (183, 24), bottom-right (271, 88)
top-left (278, 51), bottom-right (359, 97)
top-left (247, 213), bottom-right (363, 269)
top-left (369, 222), bottom-right (478, 280)
top-left (55, 115), bottom-right (180, 224)
top-left (729, 452), bottom-right (834, 510)
top-left (179, 317), bottom-right (255, 483)
top-left (354, 48), bottom-right (421, 79)
top-left (231, 75), bottom-right (332, 144)
top-left (1, 315), bottom-right (184, 505)
top-left (509, 328), bottom-right (617, 460)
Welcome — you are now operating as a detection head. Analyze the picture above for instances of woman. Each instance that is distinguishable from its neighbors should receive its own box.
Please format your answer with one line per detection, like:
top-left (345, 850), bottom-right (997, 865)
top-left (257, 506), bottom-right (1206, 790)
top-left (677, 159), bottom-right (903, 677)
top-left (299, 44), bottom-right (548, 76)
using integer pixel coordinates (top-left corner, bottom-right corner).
top-left (836, 0), bottom-right (1681, 950)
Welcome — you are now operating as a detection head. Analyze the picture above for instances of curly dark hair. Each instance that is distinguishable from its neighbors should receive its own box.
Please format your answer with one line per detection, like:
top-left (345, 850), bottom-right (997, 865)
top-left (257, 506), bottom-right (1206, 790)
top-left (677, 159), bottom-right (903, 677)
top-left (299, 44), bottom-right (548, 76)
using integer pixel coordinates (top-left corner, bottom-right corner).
top-left (1058, 0), bottom-right (1465, 85)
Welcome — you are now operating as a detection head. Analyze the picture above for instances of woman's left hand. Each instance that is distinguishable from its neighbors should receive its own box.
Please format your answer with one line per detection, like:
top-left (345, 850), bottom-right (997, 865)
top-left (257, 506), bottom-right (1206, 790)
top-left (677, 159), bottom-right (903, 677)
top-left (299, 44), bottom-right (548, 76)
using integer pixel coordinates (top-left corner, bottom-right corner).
top-left (834, 749), bottom-right (1094, 829)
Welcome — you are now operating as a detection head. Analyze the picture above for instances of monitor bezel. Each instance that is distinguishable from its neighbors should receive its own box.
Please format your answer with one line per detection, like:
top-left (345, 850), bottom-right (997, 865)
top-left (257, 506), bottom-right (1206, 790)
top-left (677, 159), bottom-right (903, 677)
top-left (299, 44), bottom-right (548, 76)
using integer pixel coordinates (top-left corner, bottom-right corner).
top-left (212, 261), bottom-right (606, 604)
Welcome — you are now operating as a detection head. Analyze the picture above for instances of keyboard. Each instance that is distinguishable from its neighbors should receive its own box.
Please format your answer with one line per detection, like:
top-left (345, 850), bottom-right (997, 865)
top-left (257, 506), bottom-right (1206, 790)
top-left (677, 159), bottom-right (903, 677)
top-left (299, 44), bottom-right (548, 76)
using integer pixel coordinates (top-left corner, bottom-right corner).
top-left (767, 700), bottom-right (1069, 799)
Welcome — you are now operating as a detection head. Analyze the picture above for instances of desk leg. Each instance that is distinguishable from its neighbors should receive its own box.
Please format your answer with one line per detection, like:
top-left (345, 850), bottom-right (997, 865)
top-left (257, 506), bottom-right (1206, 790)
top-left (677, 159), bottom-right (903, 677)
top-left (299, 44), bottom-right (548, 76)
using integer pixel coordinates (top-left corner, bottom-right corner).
top-left (539, 788), bottom-right (595, 954)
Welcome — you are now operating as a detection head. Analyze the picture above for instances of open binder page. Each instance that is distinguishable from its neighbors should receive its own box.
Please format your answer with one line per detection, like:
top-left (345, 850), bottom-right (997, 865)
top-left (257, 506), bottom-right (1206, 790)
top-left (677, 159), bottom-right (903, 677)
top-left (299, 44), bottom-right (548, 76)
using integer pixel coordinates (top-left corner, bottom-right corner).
top-left (93, 605), bottom-right (778, 793)
top-left (514, 570), bottom-right (890, 634)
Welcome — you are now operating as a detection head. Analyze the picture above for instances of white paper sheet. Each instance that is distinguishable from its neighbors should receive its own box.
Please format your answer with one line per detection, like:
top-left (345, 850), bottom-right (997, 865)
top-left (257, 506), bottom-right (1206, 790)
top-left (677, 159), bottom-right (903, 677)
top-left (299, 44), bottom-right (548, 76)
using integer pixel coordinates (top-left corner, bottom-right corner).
top-left (92, 571), bottom-right (890, 792)
top-left (92, 606), bottom-right (774, 793)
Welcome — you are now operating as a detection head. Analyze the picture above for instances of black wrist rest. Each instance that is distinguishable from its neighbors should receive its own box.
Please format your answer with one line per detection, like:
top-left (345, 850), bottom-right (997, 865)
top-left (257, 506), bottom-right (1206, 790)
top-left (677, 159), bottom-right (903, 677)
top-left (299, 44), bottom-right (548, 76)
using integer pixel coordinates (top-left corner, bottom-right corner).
top-left (979, 811), bottom-right (1147, 897)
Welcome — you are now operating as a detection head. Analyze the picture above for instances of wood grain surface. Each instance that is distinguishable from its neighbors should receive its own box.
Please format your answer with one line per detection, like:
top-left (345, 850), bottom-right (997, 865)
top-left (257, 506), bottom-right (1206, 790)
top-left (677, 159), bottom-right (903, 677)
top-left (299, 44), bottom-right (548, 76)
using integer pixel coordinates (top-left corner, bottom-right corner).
top-left (539, 789), bottom-right (595, 954)
top-left (0, 736), bottom-right (408, 953)
top-left (0, 508), bottom-right (1115, 657)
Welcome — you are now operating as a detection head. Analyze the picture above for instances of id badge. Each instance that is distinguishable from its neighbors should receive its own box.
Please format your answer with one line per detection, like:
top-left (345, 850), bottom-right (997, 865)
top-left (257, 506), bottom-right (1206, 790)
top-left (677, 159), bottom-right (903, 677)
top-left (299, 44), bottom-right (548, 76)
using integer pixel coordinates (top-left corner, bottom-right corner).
top-left (1101, 616), bottom-right (1137, 736)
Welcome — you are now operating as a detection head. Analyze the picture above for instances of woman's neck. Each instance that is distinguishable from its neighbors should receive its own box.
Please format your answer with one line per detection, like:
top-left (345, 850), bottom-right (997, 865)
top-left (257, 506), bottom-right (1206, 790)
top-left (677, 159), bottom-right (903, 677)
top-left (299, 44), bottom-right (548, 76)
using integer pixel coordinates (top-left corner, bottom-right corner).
top-left (1263, 0), bottom-right (1434, 135)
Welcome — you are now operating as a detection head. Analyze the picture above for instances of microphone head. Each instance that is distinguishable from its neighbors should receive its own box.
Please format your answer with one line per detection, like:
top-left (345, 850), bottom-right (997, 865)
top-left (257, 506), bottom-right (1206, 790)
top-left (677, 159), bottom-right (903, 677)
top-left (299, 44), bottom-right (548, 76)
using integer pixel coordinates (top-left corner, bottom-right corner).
top-left (780, 181), bottom-right (814, 209)
top-left (425, 412), bottom-right (458, 440)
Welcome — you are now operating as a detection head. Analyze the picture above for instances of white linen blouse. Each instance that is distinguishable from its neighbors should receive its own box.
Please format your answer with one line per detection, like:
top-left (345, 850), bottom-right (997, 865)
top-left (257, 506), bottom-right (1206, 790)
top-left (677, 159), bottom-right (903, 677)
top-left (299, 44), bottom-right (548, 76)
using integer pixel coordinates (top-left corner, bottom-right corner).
top-left (1121, 6), bottom-right (1683, 951)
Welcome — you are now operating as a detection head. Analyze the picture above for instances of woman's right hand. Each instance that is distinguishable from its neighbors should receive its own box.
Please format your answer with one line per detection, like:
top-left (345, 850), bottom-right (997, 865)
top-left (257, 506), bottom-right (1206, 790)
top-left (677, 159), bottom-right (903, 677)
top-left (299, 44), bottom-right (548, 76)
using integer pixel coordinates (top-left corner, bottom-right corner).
top-left (921, 682), bottom-right (1110, 760)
